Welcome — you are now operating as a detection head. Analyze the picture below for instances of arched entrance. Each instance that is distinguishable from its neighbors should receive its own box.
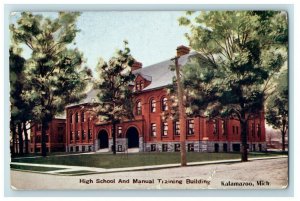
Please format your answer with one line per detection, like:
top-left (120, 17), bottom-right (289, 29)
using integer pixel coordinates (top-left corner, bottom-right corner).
top-left (98, 130), bottom-right (109, 150)
top-left (126, 127), bottom-right (139, 148)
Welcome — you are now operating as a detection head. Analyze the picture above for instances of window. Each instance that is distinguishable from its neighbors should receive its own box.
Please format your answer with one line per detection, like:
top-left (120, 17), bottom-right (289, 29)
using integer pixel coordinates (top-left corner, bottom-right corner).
top-left (37, 124), bottom-right (42, 131)
top-left (69, 113), bottom-right (73, 124)
top-left (151, 123), bottom-right (157, 137)
top-left (81, 130), bottom-right (85, 140)
top-left (88, 129), bottom-right (91, 140)
top-left (75, 113), bottom-right (79, 123)
top-left (70, 147), bottom-right (73, 152)
top-left (257, 123), bottom-right (261, 136)
top-left (82, 146), bottom-right (86, 152)
top-left (162, 122), bottom-right (168, 136)
top-left (136, 82), bottom-right (140, 91)
top-left (232, 125), bottom-right (235, 134)
top-left (36, 136), bottom-right (41, 143)
top-left (187, 119), bottom-right (195, 135)
top-left (136, 81), bottom-right (144, 91)
top-left (76, 146), bottom-right (79, 152)
top-left (136, 101), bottom-right (142, 115)
top-left (175, 144), bottom-right (180, 152)
top-left (161, 97), bottom-right (168, 111)
top-left (162, 144), bottom-right (168, 152)
top-left (213, 119), bottom-right (218, 135)
top-left (81, 112), bottom-right (85, 122)
top-left (117, 126), bottom-right (122, 137)
top-left (252, 123), bottom-right (255, 136)
top-left (75, 131), bottom-right (79, 140)
top-left (150, 99), bottom-right (156, 112)
top-left (188, 143), bottom-right (194, 152)
top-left (70, 131), bottom-right (73, 140)
top-left (221, 120), bottom-right (225, 135)
top-left (151, 144), bottom-right (156, 152)
top-left (174, 121), bottom-right (180, 136)
top-left (236, 126), bottom-right (239, 134)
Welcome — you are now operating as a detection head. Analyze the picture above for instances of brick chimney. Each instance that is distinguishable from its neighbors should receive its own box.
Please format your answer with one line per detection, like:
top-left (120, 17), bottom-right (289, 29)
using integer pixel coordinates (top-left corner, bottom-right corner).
top-left (131, 61), bottom-right (143, 71)
top-left (176, 45), bottom-right (190, 57)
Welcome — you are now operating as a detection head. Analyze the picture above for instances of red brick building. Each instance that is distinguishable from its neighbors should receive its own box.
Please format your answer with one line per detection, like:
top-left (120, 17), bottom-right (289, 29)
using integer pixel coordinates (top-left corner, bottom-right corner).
top-left (65, 46), bottom-right (266, 153)
top-left (30, 118), bottom-right (66, 153)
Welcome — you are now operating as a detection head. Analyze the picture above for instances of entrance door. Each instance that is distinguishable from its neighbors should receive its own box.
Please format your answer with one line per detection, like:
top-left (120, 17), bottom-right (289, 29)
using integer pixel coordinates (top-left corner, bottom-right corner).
top-left (98, 130), bottom-right (109, 149)
top-left (126, 127), bottom-right (139, 148)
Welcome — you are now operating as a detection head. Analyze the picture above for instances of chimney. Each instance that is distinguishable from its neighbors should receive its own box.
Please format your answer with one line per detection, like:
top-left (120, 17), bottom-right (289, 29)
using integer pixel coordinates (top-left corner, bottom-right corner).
top-left (132, 61), bottom-right (143, 71)
top-left (176, 45), bottom-right (190, 57)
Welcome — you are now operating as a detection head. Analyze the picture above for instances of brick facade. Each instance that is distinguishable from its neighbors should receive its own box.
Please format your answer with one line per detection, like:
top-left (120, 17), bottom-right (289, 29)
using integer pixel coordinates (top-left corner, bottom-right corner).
top-left (30, 118), bottom-right (66, 153)
top-left (65, 46), bottom-right (267, 153)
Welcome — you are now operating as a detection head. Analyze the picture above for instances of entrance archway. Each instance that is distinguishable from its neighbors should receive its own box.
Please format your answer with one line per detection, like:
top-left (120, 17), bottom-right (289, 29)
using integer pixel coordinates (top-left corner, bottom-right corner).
top-left (126, 127), bottom-right (139, 148)
top-left (98, 130), bottom-right (109, 149)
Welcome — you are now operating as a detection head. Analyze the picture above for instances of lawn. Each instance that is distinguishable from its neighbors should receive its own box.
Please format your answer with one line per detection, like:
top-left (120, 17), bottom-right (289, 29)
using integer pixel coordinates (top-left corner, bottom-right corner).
top-left (11, 152), bottom-right (286, 169)
top-left (10, 164), bottom-right (65, 172)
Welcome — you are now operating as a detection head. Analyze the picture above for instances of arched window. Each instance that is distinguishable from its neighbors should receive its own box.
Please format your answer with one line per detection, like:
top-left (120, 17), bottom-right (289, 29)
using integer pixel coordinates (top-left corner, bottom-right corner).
top-left (69, 113), bottom-right (73, 124)
top-left (136, 101), bottom-right (142, 115)
top-left (75, 112), bottom-right (79, 123)
top-left (150, 98), bottom-right (156, 113)
top-left (213, 119), bottom-right (218, 135)
top-left (161, 97), bottom-right (168, 111)
top-left (81, 112), bottom-right (85, 122)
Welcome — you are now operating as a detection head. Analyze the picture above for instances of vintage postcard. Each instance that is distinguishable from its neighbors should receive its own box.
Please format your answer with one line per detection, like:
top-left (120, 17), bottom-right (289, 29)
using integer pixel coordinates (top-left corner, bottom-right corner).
top-left (9, 11), bottom-right (288, 190)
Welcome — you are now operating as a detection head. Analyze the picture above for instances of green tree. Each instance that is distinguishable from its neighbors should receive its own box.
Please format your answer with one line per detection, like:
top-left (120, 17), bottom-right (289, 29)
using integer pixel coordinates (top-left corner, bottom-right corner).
top-left (10, 46), bottom-right (28, 155)
top-left (94, 41), bottom-right (135, 154)
top-left (178, 11), bottom-right (287, 161)
top-left (10, 12), bottom-right (91, 157)
top-left (266, 69), bottom-right (288, 152)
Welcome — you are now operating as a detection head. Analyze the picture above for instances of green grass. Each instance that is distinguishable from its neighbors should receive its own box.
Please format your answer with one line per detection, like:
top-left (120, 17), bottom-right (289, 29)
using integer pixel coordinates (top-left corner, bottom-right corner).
top-left (10, 164), bottom-right (65, 172)
top-left (11, 152), bottom-right (286, 169)
top-left (56, 170), bottom-right (97, 175)
top-left (12, 152), bottom-right (81, 158)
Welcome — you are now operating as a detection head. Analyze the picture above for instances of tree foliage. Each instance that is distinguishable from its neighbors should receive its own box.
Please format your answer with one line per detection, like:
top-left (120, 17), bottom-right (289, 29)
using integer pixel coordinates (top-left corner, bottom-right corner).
top-left (10, 12), bottom-right (91, 156)
top-left (178, 11), bottom-right (288, 161)
top-left (94, 41), bottom-right (135, 154)
top-left (266, 69), bottom-right (288, 151)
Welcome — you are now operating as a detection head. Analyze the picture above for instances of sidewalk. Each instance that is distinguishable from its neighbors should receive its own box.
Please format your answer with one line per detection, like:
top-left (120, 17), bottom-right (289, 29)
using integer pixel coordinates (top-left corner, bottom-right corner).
top-left (10, 155), bottom-right (288, 176)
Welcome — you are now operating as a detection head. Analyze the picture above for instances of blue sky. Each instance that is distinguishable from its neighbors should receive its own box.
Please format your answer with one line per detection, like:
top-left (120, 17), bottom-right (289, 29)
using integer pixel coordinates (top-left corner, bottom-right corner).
top-left (11, 11), bottom-right (190, 70)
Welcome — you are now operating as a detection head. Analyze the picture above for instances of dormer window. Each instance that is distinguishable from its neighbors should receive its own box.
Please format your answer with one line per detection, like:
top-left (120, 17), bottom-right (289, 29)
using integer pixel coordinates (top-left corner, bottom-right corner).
top-left (136, 82), bottom-right (140, 91)
top-left (135, 81), bottom-right (144, 91)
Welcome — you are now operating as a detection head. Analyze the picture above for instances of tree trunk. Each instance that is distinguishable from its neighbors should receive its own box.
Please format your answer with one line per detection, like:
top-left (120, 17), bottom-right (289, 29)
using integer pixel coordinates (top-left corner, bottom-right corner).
top-left (11, 122), bottom-right (16, 157)
top-left (41, 120), bottom-right (48, 157)
top-left (17, 122), bottom-right (24, 156)
top-left (23, 121), bottom-right (29, 154)
top-left (281, 130), bottom-right (286, 152)
top-left (112, 121), bottom-right (116, 155)
top-left (240, 119), bottom-right (248, 162)
top-left (174, 56), bottom-right (187, 166)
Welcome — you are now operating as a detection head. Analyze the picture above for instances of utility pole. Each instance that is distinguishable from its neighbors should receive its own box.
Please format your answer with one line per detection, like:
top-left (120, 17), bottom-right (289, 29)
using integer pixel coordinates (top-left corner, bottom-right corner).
top-left (173, 56), bottom-right (187, 166)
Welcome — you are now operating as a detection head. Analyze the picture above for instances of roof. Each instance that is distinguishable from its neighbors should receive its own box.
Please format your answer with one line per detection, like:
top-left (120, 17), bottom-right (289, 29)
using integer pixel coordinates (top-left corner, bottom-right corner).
top-left (132, 51), bottom-right (198, 91)
top-left (66, 51), bottom-right (200, 107)
top-left (66, 88), bottom-right (100, 108)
